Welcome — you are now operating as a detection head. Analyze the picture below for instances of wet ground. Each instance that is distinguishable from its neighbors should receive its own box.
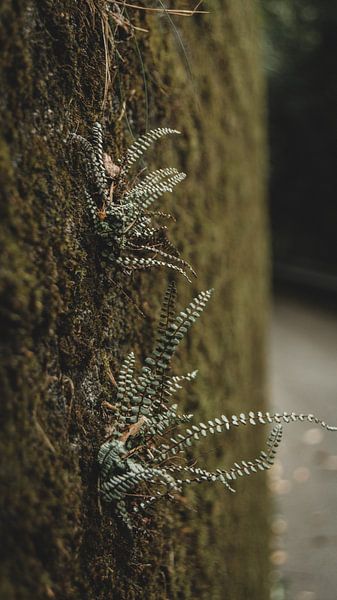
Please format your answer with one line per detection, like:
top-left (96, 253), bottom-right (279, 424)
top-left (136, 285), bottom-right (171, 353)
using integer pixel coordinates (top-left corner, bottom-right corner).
top-left (268, 293), bottom-right (337, 600)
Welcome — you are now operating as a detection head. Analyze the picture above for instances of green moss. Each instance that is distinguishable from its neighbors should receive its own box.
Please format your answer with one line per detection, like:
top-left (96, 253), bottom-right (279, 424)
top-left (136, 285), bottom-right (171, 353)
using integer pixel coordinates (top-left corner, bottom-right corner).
top-left (0, 1), bottom-right (269, 598)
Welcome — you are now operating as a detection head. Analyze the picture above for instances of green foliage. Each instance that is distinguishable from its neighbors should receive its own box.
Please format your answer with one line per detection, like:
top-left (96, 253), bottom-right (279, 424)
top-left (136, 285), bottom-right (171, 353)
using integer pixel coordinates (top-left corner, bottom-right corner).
top-left (98, 285), bottom-right (337, 529)
top-left (70, 124), bottom-right (195, 280)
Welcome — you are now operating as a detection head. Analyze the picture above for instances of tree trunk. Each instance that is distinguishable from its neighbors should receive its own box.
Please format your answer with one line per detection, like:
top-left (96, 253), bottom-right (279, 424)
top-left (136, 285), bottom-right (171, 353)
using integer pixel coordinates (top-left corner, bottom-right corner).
top-left (0, 2), bottom-right (269, 598)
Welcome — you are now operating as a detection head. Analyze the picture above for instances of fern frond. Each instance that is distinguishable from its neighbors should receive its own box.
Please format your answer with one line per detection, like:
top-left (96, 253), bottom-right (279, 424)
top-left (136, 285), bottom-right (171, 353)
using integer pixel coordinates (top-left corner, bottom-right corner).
top-left (218, 424), bottom-right (283, 481)
top-left (70, 123), bottom-right (193, 280)
top-left (116, 255), bottom-right (193, 281)
top-left (92, 122), bottom-right (109, 195)
top-left (165, 464), bottom-right (236, 493)
top-left (127, 167), bottom-right (182, 200)
top-left (146, 411), bottom-right (193, 438)
top-left (129, 289), bottom-right (212, 425)
top-left (148, 289), bottom-right (214, 372)
top-left (146, 210), bottom-right (176, 221)
top-left (84, 190), bottom-right (100, 228)
top-left (125, 245), bottom-right (195, 276)
top-left (98, 287), bottom-right (336, 530)
top-left (133, 491), bottom-right (176, 515)
top-left (163, 426), bottom-right (282, 492)
top-left (71, 131), bottom-right (108, 202)
top-left (70, 133), bottom-right (95, 172)
top-left (119, 128), bottom-right (181, 175)
top-left (151, 370), bottom-right (198, 409)
top-left (156, 410), bottom-right (336, 459)
top-left (98, 439), bottom-right (126, 480)
top-left (113, 352), bottom-right (136, 433)
top-left (154, 236), bottom-right (181, 260)
top-left (143, 371), bottom-right (198, 422)
top-left (116, 352), bottom-right (136, 402)
top-left (127, 171), bottom-right (186, 212)
top-left (100, 466), bottom-right (180, 503)
top-left (156, 281), bottom-right (177, 340)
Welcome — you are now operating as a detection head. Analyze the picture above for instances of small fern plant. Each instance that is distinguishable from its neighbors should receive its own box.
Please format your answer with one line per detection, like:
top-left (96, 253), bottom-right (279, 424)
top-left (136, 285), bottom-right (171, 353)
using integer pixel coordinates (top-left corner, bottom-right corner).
top-left (70, 123), bottom-right (195, 280)
top-left (98, 283), bottom-right (337, 529)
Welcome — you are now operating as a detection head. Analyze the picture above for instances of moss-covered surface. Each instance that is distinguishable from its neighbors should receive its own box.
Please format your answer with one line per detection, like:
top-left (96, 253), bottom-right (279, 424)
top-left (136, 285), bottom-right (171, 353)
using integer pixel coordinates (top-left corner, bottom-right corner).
top-left (0, 1), bottom-right (269, 598)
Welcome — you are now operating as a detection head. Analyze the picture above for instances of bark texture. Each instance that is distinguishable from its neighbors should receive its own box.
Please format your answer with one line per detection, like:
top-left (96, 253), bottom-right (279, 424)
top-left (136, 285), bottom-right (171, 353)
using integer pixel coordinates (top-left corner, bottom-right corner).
top-left (0, 2), bottom-right (269, 598)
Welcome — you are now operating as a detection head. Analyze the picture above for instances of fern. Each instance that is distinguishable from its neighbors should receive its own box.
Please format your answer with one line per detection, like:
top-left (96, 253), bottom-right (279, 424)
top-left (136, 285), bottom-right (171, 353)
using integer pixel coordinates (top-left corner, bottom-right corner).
top-left (70, 123), bottom-right (195, 280)
top-left (97, 285), bottom-right (337, 530)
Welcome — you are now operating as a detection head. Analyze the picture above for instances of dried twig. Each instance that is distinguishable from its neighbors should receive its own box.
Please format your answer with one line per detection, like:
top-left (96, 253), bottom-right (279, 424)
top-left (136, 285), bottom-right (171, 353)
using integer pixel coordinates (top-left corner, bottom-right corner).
top-left (111, 1), bottom-right (208, 17)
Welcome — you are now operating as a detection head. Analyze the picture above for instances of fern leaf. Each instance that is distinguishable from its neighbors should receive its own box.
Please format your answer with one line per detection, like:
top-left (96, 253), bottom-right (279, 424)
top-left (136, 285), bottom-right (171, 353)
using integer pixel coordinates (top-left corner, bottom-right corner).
top-left (127, 167), bottom-right (182, 199)
top-left (220, 424), bottom-right (283, 481)
top-left (128, 171), bottom-right (186, 212)
top-left (120, 128), bottom-right (181, 174)
top-left (129, 290), bottom-right (212, 425)
top-left (100, 466), bottom-right (179, 503)
top-left (146, 411), bottom-right (193, 438)
top-left (149, 289), bottom-right (214, 372)
top-left (71, 131), bottom-right (108, 202)
top-left (113, 352), bottom-right (136, 433)
top-left (97, 286), bottom-right (336, 529)
top-left (157, 410), bottom-right (336, 459)
top-left (126, 245), bottom-right (195, 276)
top-left (116, 255), bottom-right (193, 281)
top-left (92, 122), bottom-right (109, 195)
top-left (70, 123), bottom-right (194, 280)
top-left (157, 281), bottom-right (177, 340)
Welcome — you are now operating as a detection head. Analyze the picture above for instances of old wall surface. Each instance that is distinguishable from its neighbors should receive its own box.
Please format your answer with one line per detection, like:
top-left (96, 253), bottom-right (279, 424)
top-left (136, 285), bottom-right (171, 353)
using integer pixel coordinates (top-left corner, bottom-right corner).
top-left (0, 2), bottom-right (269, 598)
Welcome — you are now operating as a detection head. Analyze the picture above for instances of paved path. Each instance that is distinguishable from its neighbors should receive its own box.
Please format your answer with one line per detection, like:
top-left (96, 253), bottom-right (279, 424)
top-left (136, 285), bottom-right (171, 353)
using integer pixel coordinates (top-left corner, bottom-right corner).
top-left (268, 294), bottom-right (337, 600)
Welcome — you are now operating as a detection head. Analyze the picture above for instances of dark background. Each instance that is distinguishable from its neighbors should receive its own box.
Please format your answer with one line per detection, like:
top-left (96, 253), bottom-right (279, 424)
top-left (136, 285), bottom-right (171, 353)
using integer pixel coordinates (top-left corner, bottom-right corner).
top-left (263, 0), bottom-right (337, 287)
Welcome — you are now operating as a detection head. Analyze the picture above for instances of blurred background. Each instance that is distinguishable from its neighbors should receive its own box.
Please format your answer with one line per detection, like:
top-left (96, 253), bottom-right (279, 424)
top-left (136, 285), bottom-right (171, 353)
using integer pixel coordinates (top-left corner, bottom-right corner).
top-left (262, 2), bottom-right (337, 599)
top-left (263, 0), bottom-right (337, 286)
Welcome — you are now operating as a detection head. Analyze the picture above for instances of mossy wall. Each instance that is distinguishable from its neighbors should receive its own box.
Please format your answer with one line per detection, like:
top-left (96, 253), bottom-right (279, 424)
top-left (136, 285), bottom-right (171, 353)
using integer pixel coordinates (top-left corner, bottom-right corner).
top-left (0, 1), bottom-right (269, 599)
